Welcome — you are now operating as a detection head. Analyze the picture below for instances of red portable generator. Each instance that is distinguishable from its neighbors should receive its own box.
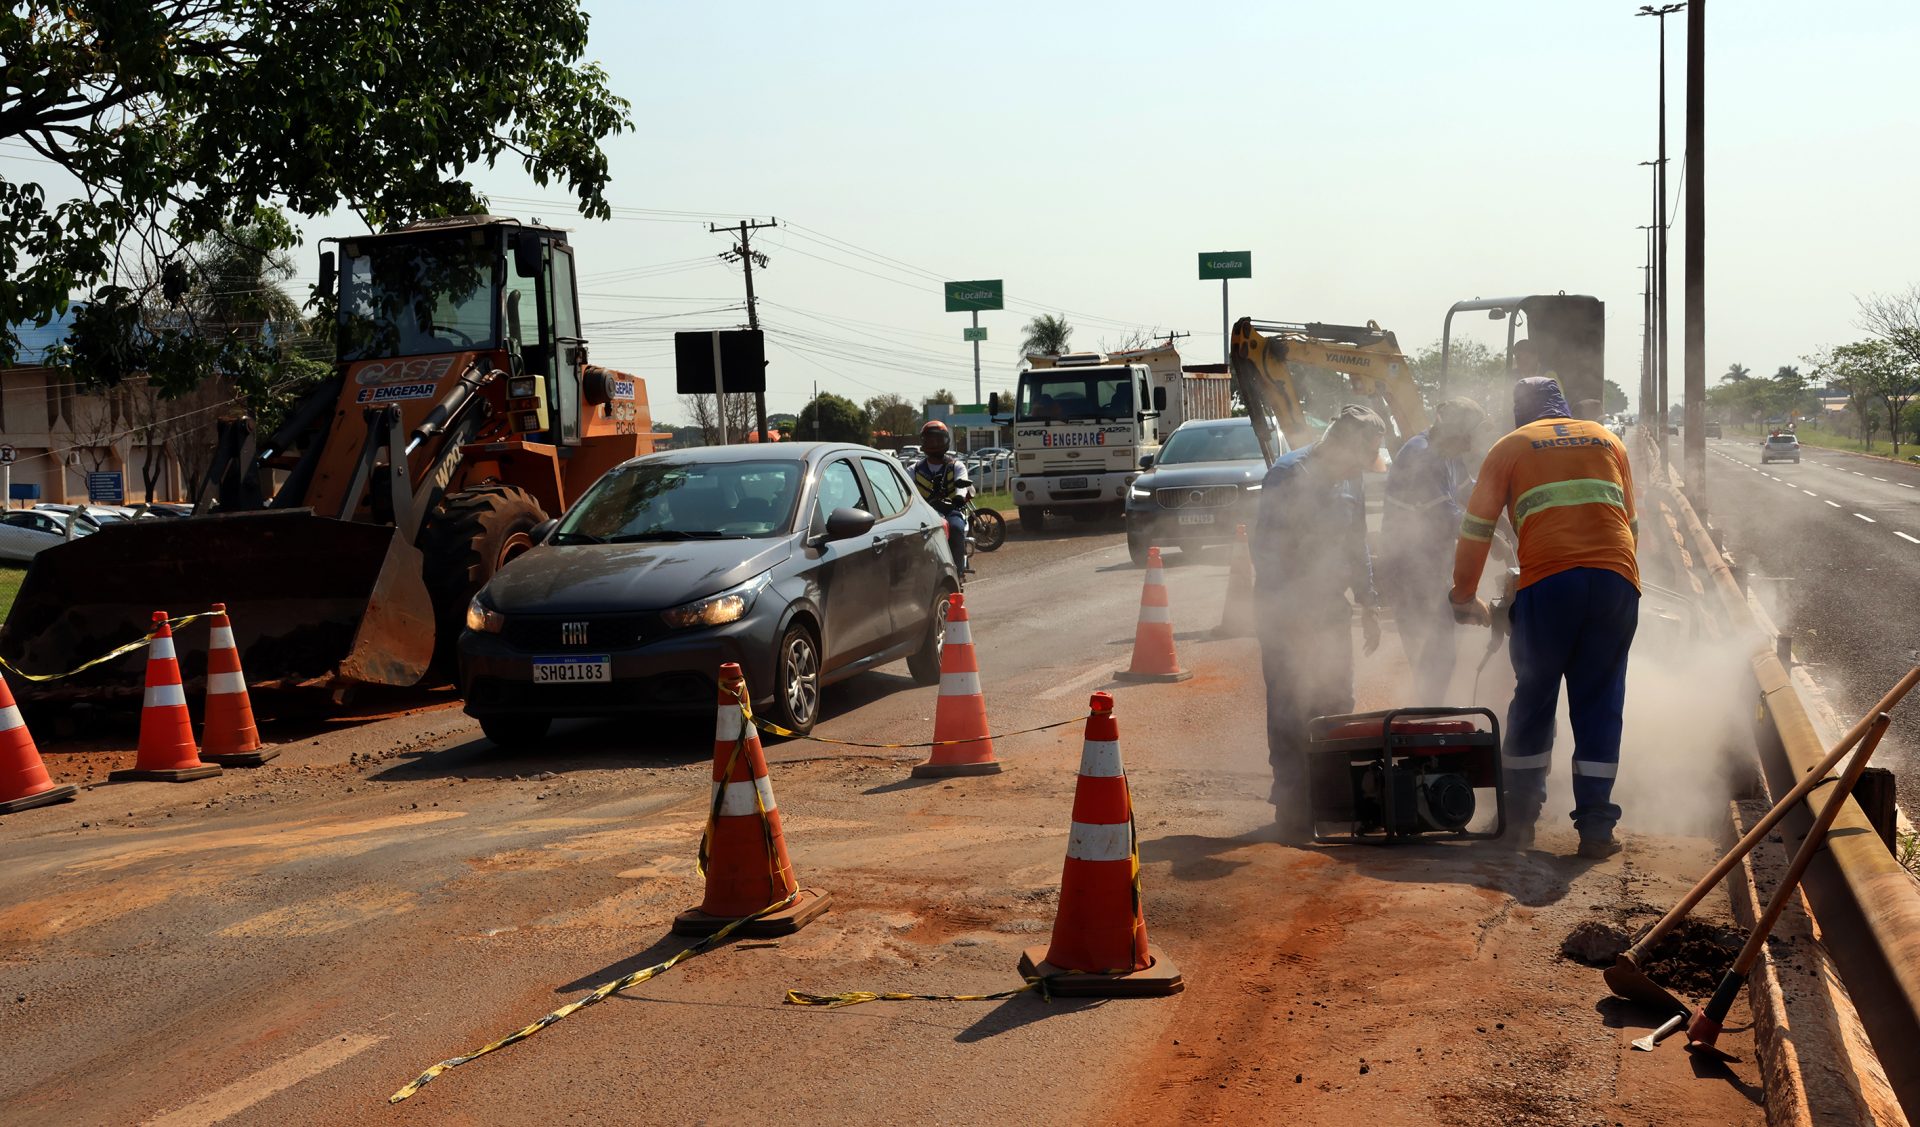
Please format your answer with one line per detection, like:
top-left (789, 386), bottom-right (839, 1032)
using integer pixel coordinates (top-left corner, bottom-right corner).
top-left (1305, 707), bottom-right (1505, 844)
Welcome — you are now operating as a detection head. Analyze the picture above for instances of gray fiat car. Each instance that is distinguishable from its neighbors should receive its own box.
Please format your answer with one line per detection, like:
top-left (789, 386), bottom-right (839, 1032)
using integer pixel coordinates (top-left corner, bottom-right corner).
top-left (458, 443), bottom-right (960, 745)
top-left (1123, 417), bottom-right (1276, 566)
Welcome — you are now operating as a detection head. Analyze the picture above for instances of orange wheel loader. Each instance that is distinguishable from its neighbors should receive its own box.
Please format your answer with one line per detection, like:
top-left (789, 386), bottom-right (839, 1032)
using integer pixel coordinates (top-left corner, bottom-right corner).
top-left (1, 215), bottom-right (659, 702)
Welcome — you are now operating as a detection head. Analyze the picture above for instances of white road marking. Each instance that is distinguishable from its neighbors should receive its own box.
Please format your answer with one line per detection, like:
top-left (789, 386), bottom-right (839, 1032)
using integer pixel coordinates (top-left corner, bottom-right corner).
top-left (1901, 483), bottom-right (1915, 489)
top-left (1874, 477), bottom-right (1888, 482)
top-left (1853, 471), bottom-right (1867, 476)
top-left (1897, 532), bottom-right (1920, 545)
top-left (1039, 661), bottom-right (1117, 701)
top-left (148, 1033), bottom-right (386, 1127)
top-left (1801, 489), bottom-right (1818, 496)
top-left (1856, 513), bottom-right (1877, 523)
top-left (1825, 500), bottom-right (1842, 508)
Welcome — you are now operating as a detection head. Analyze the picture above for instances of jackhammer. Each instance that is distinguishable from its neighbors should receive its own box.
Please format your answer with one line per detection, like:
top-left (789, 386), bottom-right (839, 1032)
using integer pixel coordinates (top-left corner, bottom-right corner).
top-left (1470, 567), bottom-right (1520, 704)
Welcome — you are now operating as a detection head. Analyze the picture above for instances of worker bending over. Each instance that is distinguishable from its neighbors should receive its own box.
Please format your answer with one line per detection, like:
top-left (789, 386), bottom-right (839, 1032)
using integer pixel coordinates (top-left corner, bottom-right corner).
top-left (1381, 396), bottom-right (1486, 702)
top-left (1451, 375), bottom-right (1639, 858)
top-left (1253, 405), bottom-right (1386, 839)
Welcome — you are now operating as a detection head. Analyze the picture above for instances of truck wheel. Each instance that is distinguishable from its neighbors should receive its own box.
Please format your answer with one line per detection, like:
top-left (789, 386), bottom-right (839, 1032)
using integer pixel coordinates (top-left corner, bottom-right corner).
top-left (1018, 506), bottom-right (1045, 533)
top-left (421, 485), bottom-right (548, 677)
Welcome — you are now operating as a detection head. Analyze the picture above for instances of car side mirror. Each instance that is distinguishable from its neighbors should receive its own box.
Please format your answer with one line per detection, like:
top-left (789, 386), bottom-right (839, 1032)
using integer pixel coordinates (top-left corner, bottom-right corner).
top-left (824, 506), bottom-right (875, 543)
top-left (1153, 387), bottom-right (1168, 411)
top-left (531, 518), bottom-right (560, 544)
top-left (1138, 454), bottom-right (1155, 469)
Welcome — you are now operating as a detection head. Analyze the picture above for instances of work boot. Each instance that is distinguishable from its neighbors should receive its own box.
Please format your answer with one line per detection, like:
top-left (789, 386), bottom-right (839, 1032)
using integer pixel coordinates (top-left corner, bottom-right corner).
top-left (1577, 833), bottom-right (1623, 860)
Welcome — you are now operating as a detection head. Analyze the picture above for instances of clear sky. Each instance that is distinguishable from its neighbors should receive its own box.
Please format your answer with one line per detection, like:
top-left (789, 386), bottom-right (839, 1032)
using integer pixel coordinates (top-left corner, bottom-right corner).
top-left (6, 0), bottom-right (1917, 424)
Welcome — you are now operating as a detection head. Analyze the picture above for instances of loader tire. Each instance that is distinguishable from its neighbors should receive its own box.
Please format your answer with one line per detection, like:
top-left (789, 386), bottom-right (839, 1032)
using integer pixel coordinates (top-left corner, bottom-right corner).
top-left (421, 485), bottom-right (549, 678)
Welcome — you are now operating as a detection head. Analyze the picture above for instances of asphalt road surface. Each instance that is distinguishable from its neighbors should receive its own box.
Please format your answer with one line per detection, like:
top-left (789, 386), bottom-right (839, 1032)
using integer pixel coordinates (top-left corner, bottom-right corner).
top-left (1701, 438), bottom-right (1920, 816)
top-left (1, 520), bottom-right (1768, 1126)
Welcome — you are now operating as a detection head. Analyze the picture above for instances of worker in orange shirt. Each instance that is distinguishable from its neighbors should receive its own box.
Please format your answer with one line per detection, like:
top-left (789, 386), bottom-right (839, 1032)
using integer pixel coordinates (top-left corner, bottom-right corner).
top-left (1450, 370), bottom-right (1639, 858)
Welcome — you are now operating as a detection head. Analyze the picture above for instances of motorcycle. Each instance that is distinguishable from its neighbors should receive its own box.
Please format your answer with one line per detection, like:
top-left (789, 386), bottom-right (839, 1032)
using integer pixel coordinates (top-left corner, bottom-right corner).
top-left (965, 498), bottom-right (1004, 554)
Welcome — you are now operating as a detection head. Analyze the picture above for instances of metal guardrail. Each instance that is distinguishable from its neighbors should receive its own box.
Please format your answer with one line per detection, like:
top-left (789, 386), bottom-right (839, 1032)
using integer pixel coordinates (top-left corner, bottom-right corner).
top-left (1653, 459), bottom-right (1920, 1119)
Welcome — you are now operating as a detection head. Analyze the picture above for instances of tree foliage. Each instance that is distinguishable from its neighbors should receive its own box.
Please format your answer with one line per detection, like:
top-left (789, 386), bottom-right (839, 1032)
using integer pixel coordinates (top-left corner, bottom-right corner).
top-left (796, 393), bottom-right (870, 444)
top-left (1, 0), bottom-right (631, 371)
top-left (863, 393), bottom-right (919, 436)
top-left (1019, 314), bottom-right (1072, 357)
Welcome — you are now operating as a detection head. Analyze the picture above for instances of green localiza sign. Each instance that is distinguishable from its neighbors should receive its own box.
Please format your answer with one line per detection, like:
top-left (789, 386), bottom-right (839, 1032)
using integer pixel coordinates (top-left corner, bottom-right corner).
top-left (944, 279), bottom-right (1004, 312)
top-left (1197, 252), bottom-right (1252, 280)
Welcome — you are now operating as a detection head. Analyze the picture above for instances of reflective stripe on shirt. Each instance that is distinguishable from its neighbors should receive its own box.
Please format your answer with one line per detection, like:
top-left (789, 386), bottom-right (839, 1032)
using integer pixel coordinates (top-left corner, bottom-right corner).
top-left (1511, 478), bottom-right (1626, 529)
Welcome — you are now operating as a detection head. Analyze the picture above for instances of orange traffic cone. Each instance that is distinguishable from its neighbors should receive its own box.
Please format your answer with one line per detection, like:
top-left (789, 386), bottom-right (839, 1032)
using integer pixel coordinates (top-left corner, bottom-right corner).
top-left (1114, 547), bottom-right (1193, 683)
top-left (672, 662), bottom-right (829, 937)
top-left (200, 603), bottom-right (276, 767)
top-left (912, 593), bottom-right (1003, 778)
top-left (110, 612), bottom-right (221, 783)
top-left (1210, 523), bottom-right (1255, 639)
top-left (0, 678), bottom-right (76, 814)
top-left (1018, 692), bottom-right (1181, 995)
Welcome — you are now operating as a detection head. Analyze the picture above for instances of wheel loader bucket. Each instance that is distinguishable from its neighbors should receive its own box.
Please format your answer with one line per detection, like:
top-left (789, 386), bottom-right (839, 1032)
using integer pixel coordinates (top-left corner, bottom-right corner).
top-left (0, 509), bottom-right (435, 703)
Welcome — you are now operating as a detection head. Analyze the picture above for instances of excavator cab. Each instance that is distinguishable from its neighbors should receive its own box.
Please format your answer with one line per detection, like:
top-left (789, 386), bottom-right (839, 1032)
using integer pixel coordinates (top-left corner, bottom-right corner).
top-left (2, 217), bottom-right (656, 703)
top-left (1439, 295), bottom-right (1606, 419)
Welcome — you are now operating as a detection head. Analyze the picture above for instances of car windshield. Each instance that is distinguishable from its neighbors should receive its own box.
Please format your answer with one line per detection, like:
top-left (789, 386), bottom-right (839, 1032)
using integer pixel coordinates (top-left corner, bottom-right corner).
top-left (1016, 371), bottom-right (1137, 421)
top-left (554, 460), bottom-right (802, 542)
top-left (1155, 425), bottom-right (1263, 465)
top-left (338, 233), bottom-right (498, 361)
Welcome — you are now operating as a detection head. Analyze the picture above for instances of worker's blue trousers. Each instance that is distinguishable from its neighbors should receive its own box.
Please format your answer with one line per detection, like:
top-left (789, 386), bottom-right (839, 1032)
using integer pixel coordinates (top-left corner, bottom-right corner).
top-left (1503, 567), bottom-right (1639, 839)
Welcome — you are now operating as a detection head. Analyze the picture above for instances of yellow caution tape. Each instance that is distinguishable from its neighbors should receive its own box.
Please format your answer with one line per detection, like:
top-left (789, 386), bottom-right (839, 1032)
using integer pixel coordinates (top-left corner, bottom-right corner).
top-left (0, 613), bottom-right (208, 683)
top-left (785, 978), bottom-right (1049, 1008)
top-left (750, 712), bottom-right (1084, 749)
top-left (391, 674), bottom-right (795, 1105)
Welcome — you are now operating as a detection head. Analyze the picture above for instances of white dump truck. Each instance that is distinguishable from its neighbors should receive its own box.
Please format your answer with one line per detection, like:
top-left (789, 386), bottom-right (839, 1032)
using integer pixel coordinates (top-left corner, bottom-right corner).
top-left (998, 344), bottom-right (1232, 529)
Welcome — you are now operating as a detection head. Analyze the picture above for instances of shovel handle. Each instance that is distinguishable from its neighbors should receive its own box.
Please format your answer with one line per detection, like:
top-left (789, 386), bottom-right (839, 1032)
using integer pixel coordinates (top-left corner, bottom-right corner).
top-left (1729, 712), bottom-right (1891, 977)
top-left (1625, 666), bottom-right (1920, 963)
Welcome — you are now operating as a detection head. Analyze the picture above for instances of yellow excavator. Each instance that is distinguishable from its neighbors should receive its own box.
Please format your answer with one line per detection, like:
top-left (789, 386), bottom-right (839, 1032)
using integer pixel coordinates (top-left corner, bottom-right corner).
top-left (1228, 317), bottom-right (1429, 462)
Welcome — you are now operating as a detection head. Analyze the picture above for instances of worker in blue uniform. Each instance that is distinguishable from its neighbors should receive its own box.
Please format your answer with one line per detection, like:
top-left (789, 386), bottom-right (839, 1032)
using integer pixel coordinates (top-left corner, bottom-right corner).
top-left (1380, 396), bottom-right (1486, 703)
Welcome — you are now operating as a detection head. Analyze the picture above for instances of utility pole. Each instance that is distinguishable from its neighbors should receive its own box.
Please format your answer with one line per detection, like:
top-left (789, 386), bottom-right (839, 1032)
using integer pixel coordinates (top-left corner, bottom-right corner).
top-left (1639, 3), bottom-right (1683, 472)
top-left (1683, 0), bottom-right (1706, 502)
top-left (713, 217), bottom-right (777, 442)
top-left (1638, 221), bottom-right (1655, 421)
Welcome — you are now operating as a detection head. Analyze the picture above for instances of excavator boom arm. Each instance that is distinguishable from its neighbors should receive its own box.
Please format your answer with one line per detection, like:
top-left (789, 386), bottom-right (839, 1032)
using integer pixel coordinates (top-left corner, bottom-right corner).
top-left (1230, 317), bottom-right (1429, 459)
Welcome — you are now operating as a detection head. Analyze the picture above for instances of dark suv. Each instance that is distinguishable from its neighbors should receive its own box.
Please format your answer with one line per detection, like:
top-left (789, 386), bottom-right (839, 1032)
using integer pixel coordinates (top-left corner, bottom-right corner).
top-left (1123, 417), bottom-right (1274, 566)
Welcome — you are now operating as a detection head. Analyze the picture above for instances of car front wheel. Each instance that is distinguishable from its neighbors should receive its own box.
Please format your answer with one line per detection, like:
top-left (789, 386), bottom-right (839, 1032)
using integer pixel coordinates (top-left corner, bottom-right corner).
top-left (907, 589), bottom-right (954, 685)
top-left (771, 622), bottom-right (821, 736)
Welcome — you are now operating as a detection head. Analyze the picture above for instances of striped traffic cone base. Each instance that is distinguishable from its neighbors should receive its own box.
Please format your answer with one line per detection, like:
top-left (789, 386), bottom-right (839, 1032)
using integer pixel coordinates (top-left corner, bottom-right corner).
top-left (205, 747), bottom-right (278, 768)
top-left (1115, 546), bottom-right (1193, 683)
top-left (1112, 668), bottom-right (1194, 684)
top-left (109, 761), bottom-right (221, 782)
top-left (202, 604), bottom-right (277, 767)
top-left (0, 782), bottom-right (78, 815)
top-left (911, 758), bottom-right (1003, 778)
top-left (1018, 946), bottom-right (1184, 997)
top-left (672, 888), bottom-right (831, 938)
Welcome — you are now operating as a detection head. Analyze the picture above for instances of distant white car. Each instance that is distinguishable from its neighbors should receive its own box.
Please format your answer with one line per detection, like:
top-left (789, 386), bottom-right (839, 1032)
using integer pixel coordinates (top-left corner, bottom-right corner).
top-left (0, 509), bottom-right (97, 563)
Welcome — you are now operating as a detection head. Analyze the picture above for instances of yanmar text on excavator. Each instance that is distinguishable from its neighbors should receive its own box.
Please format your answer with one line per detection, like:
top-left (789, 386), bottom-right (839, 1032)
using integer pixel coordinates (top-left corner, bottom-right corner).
top-left (1, 215), bottom-right (661, 702)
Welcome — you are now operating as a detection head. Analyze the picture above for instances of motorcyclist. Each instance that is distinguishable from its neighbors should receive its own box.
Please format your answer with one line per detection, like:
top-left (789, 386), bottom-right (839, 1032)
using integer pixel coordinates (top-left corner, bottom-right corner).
top-left (911, 419), bottom-right (973, 574)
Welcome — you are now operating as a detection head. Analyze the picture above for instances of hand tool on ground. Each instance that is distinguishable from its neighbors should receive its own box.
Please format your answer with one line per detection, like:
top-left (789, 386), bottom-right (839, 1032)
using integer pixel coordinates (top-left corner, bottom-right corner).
top-left (1604, 664), bottom-right (1920, 1014)
top-left (1632, 1012), bottom-right (1687, 1052)
top-left (1687, 711), bottom-right (1892, 1051)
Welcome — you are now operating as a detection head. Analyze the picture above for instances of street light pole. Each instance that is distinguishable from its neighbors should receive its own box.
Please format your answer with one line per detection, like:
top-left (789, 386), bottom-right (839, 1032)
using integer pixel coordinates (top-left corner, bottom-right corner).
top-left (1683, 0), bottom-right (1707, 502)
top-left (1639, 3), bottom-right (1684, 471)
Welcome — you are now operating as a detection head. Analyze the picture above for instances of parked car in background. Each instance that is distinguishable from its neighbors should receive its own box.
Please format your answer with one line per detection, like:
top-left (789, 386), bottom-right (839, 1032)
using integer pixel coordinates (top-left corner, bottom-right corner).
top-left (1760, 433), bottom-right (1801, 463)
top-left (459, 442), bottom-right (961, 745)
top-left (895, 444), bottom-right (922, 465)
top-left (1122, 417), bottom-right (1276, 566)
top-left (35, 502), bottom-right (137, 525)
top-left (0, 509), bottom-right (97, 563)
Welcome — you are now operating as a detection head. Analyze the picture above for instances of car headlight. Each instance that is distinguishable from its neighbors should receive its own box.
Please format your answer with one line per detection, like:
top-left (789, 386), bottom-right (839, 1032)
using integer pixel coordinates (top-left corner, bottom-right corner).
top-left (465, 597), bottom-right (505, 634)
top-left (1242, 482), bottom-right (1262, 492)
top-left (1129, 486), bottom-right (1152, 499)
top-left (662, 574), bottom-right (767, 630)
